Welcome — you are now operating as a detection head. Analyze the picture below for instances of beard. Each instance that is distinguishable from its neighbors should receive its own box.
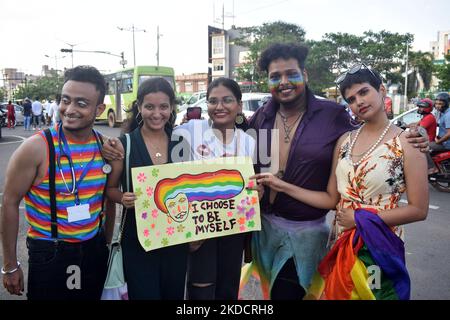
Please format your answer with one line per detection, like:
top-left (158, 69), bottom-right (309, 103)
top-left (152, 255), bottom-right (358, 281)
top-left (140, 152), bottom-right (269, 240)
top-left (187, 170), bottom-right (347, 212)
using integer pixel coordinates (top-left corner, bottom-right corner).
top-left (271, 84), bottom-right (305, 108)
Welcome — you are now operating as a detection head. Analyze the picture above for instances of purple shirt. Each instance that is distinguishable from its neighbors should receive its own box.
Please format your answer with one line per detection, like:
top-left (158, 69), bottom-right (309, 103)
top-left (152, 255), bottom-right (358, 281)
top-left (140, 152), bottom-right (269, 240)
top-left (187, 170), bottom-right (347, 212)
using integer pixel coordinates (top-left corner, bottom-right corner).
top-left (249, 88), bottom-right (356, 221)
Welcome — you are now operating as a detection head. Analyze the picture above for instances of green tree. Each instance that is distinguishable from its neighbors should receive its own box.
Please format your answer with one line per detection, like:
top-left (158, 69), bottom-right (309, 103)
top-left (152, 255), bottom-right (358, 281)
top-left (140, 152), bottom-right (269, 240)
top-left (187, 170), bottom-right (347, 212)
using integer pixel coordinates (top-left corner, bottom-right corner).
top-left (234, 21), bottom-right (306, 91)
top-left (15, 73), bottom-right (63, 101)
top-left (407, 51), bottom-right (434, 97)
top-left (0, 87), bottom-right (6, 101)
top-left (320, 31), bottom-right (413, 87)
top-left (434, 54), bottom-right (450, 91)
top-left (305, 39), bottom-right (336, 95)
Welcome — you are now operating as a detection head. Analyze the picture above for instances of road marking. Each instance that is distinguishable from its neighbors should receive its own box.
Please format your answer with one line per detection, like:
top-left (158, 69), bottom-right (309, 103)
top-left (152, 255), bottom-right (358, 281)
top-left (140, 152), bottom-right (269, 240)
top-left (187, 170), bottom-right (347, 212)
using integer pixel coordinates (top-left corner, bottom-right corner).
top-left (0, 135), bottom-right (26, 145)
top-left (400, 199), bottom-right (439, 210)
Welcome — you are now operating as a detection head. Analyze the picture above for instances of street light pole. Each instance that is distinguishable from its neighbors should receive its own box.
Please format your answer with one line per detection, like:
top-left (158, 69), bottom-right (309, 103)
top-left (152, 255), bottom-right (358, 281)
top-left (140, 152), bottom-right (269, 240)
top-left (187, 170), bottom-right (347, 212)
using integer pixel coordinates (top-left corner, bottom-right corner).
top-left (65, 43), bottom-right (77, 67)
top-left (132, 24), bottom-right (136, 67)
top-left (61, 48), bottom-right (126, 68)
top-left (404, 44), bottom-right (409, 110)
top-left (118, 24), bottom-right (146, 67)
top-left (156, 25), bottom-right (163, 67)
top-left (45, 54), bottom-right (66, 72)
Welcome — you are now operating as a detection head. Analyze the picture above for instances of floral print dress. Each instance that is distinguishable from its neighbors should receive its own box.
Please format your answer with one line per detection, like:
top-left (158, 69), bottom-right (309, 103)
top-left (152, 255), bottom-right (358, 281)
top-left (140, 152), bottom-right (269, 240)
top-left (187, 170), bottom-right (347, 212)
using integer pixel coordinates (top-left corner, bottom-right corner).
top-left (331, 131), bottom-right (406, 243)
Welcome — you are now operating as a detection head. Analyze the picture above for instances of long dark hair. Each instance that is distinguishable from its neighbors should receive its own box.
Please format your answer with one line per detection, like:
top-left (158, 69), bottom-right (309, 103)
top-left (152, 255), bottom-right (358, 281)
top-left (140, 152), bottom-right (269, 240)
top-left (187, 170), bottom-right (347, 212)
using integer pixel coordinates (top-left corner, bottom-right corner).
top-left (123, 77), bottom-right (176, 133)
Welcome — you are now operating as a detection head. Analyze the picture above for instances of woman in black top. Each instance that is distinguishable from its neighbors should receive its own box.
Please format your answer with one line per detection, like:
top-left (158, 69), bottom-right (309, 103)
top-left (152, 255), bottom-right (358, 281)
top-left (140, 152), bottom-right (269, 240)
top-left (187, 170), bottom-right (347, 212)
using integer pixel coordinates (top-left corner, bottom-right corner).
top-left (106, 78), bottom-right (188, 299)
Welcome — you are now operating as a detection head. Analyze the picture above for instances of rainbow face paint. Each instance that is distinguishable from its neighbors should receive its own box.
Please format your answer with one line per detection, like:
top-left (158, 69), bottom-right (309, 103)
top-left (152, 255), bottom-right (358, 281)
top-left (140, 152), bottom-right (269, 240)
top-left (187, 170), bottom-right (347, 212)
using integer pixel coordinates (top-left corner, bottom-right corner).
top-left (268, 72), bottom-right (304, 96)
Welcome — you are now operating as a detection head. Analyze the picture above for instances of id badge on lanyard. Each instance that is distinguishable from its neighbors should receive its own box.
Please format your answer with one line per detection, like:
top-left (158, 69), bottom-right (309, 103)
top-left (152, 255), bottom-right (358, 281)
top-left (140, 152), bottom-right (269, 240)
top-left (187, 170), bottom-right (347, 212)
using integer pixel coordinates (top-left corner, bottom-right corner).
top-left (67, 203), bottom-right (91, 223)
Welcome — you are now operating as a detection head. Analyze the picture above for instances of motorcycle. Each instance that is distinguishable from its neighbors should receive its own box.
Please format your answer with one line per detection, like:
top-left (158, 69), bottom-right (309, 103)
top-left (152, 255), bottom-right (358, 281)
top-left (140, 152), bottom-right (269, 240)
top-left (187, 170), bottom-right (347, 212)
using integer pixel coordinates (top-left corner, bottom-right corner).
top-left (395, 120), bottom-right (450, 193)
top-left (429, 150), bottom-right (450, 193)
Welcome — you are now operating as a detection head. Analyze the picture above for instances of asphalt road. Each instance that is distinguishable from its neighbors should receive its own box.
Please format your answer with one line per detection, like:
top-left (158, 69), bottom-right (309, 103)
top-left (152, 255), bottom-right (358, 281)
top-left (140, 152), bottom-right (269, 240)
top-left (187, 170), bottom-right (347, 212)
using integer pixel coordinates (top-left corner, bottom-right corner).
top-left (0, 122), bottom-right (449, 300)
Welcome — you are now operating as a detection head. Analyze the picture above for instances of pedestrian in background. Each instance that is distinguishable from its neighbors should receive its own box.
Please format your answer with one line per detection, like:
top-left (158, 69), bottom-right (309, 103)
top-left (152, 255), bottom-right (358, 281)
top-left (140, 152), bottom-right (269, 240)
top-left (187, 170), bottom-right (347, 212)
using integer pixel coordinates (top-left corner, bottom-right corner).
top-left (48, 94), bottom-right (62, 126)
top-left (22, 98), bottom-right (32, 130)
top-left (31, 97), bottom-right (42, 130)
top-left (431, 92), bottom-right (450, 151)
top-left (6, 100), bottom-right (15, 129)
top-left (42, 98), bottom-right (52, 126)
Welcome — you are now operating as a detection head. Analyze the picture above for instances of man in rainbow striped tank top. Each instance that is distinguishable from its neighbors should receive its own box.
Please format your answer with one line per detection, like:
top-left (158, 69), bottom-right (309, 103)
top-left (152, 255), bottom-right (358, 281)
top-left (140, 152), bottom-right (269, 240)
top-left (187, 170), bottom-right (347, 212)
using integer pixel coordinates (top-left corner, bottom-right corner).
top-left (1, 66), bottom-right (113, 300)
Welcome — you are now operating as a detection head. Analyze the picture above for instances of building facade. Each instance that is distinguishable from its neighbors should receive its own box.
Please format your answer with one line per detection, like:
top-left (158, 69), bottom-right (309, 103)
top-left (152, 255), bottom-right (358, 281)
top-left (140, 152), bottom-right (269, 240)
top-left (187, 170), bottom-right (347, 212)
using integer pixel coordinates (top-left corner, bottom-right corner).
top-left (175, 73), bottom-right (208, 94)
top-left (208, 25), bottom-right (250, 83)
top-left (2, 68), bottom-right (26, 101)
top-left (430, 30), bottom-right (450, 61)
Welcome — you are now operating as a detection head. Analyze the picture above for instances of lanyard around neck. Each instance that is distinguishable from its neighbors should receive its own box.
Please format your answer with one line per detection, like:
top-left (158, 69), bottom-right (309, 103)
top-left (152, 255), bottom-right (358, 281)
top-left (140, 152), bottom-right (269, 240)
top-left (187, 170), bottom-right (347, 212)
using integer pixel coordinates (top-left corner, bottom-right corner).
top-left (57, 124), bottom-right (101, 204)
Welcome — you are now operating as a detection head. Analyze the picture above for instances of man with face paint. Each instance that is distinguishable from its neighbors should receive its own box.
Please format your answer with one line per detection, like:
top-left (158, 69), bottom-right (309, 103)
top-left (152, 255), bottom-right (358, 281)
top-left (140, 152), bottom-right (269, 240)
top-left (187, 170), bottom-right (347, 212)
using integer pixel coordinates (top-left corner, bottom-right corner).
top-left (245, 43), bottom-right (355, 300)
top-left (247, 43), bottom-right (428, 300)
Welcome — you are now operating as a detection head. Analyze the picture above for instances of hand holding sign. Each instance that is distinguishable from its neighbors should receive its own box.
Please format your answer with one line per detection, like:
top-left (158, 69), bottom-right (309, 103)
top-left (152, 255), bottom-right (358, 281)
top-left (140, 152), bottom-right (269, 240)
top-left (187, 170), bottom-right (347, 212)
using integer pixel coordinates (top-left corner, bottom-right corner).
top-left (132, 157), bottom-right (261, 251)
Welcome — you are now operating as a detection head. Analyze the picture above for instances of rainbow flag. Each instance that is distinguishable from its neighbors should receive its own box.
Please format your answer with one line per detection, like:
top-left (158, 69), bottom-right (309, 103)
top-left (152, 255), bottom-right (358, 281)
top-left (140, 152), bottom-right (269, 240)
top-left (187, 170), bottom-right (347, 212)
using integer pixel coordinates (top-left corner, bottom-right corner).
top-left (306, 208), bottom-right (410, 300)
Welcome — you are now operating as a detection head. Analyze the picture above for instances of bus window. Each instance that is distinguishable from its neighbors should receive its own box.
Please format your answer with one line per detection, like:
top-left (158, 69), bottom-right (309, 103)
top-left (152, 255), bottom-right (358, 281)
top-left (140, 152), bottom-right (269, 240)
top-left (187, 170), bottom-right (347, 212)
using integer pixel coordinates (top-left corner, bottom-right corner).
top-left (121, 78), bottom-right (133, 93)
top-left (139, 75), bottom-right (174, 89)
top-left (104, 74), bottom-right (116, 95)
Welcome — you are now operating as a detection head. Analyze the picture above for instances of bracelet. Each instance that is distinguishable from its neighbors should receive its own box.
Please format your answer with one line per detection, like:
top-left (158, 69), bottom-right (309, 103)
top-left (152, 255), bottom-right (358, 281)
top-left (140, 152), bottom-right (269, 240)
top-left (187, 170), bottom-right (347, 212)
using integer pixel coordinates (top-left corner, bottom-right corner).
top-left (1, 261), bottom-right (21, 275)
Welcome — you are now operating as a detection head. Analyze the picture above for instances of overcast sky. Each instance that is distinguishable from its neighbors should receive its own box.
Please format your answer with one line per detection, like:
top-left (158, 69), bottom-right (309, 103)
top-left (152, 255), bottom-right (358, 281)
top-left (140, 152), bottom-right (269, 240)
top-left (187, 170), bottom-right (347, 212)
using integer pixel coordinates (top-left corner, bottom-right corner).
top-left (0, 0), bottom-right (449, 77)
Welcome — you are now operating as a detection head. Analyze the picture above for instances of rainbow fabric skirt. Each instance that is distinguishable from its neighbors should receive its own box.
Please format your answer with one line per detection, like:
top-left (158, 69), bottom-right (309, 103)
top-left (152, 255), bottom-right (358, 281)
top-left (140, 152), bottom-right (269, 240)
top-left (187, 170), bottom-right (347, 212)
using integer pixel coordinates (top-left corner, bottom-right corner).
top-left (306, 208), bottom-right (410, 300)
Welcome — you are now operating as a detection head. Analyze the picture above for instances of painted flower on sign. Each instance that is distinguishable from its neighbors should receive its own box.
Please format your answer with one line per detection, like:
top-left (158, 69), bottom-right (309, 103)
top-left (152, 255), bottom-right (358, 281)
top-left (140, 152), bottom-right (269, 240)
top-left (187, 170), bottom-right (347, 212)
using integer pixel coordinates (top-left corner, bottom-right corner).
top-left (137, 172), bottom-right (147, 183)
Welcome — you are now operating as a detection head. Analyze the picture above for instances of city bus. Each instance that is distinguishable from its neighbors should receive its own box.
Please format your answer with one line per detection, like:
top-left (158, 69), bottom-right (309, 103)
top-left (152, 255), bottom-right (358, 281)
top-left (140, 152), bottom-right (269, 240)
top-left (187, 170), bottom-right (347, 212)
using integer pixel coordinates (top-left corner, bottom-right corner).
top-left (99, 65), bottom-right (176, 127)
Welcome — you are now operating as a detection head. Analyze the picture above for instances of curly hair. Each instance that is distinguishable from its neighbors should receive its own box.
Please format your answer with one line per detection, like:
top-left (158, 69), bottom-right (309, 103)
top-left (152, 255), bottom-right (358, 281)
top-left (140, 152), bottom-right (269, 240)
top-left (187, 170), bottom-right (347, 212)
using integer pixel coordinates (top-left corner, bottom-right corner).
top-left (63, 65), bottom-right (106, 105)
top-left (258, 43), bottom-right (309, 73)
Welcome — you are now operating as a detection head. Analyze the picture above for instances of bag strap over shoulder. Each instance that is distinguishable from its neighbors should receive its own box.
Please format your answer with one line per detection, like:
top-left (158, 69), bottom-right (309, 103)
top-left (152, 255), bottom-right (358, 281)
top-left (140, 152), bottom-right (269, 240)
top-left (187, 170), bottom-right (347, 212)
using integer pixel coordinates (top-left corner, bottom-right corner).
top-left (125, 133), bottom-right (131, 192)
top-left (117, 133), bottom-right (131, 243)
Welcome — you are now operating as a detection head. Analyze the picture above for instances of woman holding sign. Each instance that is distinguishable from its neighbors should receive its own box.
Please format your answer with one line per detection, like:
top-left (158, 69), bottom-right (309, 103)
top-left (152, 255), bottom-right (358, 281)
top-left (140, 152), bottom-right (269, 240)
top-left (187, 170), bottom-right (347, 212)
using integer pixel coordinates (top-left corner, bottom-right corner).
top-left (173, 77), bottom-right (258, 300)
top-left (106, 78), bottom-right (189, 299)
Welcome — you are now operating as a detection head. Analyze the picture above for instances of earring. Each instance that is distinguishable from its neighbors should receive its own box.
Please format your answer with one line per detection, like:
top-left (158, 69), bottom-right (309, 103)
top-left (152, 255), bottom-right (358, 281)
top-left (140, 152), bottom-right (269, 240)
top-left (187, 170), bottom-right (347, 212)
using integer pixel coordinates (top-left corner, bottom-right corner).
top-left (235, 113), bottom-right (245, 125)
top-left (136, 111), bottom-right (143, 127)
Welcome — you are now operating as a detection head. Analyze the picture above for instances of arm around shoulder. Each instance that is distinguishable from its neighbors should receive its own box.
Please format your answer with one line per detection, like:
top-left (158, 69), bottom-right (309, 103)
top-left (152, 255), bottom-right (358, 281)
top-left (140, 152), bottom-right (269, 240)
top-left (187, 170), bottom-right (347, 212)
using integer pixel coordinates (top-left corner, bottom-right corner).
top-left (106, 138), bottom-right (126, 205)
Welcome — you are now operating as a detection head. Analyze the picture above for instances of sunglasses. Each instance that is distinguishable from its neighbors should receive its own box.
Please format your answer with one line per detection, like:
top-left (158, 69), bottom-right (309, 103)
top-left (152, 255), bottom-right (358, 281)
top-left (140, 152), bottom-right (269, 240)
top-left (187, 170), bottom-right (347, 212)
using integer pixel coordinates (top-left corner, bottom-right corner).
top-left (335, 63), bottom-right (379, 85)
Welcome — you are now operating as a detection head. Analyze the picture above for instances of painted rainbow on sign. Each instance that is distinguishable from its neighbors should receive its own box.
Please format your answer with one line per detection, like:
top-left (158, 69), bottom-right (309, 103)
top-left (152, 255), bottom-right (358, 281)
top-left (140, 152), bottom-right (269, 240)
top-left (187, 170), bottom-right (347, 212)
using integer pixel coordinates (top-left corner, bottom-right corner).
top-left (154, 169), bottom-right (245, 213)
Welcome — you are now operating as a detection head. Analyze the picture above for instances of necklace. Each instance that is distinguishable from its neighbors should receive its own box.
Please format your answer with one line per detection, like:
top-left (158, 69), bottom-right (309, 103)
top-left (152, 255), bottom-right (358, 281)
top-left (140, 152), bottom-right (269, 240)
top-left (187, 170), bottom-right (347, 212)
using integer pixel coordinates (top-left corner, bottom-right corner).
top-left (146, 137), bottom-right (165, 161)
top-left (347, 122), bottom-right (391, 167)
top-left (278, 111), bottom-right (303, 143)
top-left (153, 144), bottom-right (163, 159)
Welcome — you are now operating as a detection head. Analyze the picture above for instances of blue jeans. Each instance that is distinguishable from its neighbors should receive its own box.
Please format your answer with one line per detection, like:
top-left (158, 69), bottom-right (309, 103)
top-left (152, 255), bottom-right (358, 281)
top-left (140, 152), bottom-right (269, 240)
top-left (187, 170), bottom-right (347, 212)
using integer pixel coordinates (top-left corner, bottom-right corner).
top-left (26, 232), bottom-right (108, 300)
top-left (24, 116), bottom-right (31, 130)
